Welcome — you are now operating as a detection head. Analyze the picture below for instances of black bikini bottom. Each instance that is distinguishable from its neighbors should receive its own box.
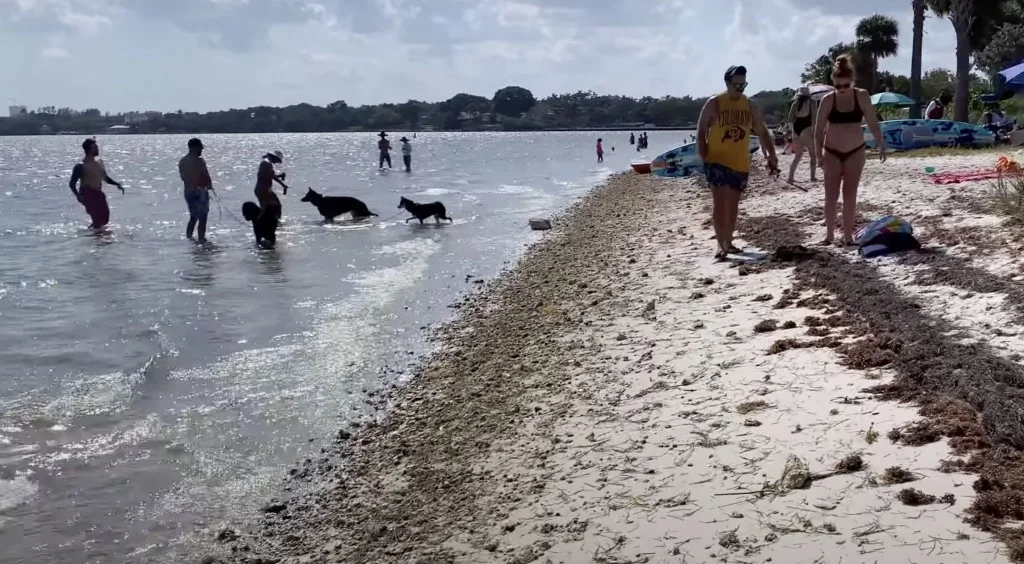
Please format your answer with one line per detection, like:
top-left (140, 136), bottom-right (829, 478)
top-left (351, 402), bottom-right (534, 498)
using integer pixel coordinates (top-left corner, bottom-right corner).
top-left (824, 143), bottom-right (866, 163)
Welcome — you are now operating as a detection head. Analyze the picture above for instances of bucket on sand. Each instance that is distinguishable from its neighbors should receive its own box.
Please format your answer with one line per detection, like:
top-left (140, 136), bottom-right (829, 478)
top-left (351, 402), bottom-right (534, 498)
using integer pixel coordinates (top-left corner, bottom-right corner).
top-left (529, 218), bottom-right (552, 231)
top-left (924, 166), bottom-right (936, 174)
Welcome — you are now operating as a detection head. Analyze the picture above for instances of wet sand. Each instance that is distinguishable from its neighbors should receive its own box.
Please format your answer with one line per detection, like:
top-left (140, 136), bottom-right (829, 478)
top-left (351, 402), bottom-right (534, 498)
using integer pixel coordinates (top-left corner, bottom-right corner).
top-left (216, 149), bottom-right (1024, 563)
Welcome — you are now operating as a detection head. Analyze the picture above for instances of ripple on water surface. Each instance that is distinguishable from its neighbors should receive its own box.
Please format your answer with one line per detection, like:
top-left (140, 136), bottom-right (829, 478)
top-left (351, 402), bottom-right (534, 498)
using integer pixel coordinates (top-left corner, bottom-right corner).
top-left (0, 131), bottom-right (632, 563)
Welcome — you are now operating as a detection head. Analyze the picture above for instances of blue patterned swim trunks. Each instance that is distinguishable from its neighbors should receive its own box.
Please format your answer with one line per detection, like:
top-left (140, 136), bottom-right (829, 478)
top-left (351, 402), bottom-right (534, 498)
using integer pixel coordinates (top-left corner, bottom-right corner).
top-left (704, 163), bottom-right (749, 191)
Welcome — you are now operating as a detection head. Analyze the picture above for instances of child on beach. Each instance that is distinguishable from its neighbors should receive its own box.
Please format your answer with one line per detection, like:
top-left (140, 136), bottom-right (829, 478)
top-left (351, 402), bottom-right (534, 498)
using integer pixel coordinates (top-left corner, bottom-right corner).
top-left (596, 138), bottom-right (605, 163)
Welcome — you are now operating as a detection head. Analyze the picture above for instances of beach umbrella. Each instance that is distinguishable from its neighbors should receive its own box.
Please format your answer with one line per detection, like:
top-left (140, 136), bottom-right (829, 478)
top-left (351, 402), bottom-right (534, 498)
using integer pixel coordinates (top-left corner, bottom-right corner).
top-left (980, 91), bottom-right (1016, 103)
top-left (870, 92), bottom-right (915, 107)
top-left (999, 62), bottom-right (1024, 90)
top-left (803, 84), bottom-right (834, 101)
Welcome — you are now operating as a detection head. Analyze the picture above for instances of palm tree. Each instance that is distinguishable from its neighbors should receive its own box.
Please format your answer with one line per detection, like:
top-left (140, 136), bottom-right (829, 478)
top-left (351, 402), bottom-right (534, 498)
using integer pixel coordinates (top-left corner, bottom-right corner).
top-left (854, 15), bottom-right (901, 94)
top-left (928, 0), bottom-right (975, 122)
top-left (909, 0), bottom-right (926, 118)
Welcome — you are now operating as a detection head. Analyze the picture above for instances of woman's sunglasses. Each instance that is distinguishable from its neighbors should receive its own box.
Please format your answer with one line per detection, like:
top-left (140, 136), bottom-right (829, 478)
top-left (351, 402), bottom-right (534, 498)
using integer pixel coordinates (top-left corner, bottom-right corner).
top-left (834, 82), bottom-right (852, 90)
top-left (729, 81), bottom-right (748, 91)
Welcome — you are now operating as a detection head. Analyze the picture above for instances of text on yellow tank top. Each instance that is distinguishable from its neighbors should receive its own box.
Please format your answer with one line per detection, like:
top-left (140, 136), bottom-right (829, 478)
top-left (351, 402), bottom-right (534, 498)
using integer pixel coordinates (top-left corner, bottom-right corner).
top-left (705, 93), bottom-right (753, 173)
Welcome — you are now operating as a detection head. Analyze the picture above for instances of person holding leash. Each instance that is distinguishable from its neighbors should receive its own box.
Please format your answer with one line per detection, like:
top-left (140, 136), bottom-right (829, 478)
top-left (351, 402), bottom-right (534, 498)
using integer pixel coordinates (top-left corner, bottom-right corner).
top-left (178, 137), bottom-right (213, 242)
top-left (697, 65), bottom-right (778, 261)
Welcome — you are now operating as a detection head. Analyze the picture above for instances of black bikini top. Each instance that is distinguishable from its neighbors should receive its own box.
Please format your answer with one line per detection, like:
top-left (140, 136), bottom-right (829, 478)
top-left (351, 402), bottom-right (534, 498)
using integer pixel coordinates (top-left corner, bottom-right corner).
top-left (827, 92), bottom-right (864, 124)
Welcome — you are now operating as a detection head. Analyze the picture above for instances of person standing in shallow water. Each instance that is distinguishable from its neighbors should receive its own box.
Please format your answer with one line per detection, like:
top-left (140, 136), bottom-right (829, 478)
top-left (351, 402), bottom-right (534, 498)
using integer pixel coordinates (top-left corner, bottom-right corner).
top-left (377, 132), bottom-right (392, 169)
top-left (178, 138), bottom-right (213, 242)
top-left (255, 150), bottom-right (288, 221)
top-left (400, 136), bottom-right (412, 172)
top-left (69, 138), bottom-right (123, 229)
top-left (697, 65), bottom-right (778, 261)
top-left (596, 138), bottom-right (605, 162)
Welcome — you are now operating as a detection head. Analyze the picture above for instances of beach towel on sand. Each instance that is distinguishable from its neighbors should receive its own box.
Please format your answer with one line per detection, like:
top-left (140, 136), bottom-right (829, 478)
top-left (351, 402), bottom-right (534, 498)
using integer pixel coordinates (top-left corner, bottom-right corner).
top-left (855, 216), bottom-right (920, 258)
top-left (930, 170), bottom-right (1001, 184)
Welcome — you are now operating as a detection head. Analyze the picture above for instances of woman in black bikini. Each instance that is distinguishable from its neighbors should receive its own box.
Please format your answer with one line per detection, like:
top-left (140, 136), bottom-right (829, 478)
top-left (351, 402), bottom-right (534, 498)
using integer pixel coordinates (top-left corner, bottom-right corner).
top-left (787, 86), bottom-right (817, 183)
top-left (814, 54), bottom-right (886, 246)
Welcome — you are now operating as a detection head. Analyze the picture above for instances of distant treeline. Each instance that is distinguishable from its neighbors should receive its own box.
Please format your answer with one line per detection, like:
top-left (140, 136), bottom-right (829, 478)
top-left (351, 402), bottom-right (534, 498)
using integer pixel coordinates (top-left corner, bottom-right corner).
top-left (0, 86), bottom-right (804, 136)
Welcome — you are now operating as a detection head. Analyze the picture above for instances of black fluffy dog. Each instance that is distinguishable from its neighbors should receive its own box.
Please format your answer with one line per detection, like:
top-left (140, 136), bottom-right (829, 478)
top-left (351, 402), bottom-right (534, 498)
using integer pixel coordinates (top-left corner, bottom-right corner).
top-left (398, 196), bottom-right (452, 224)
top-left (242, 201), bottom-right (279, 249)
top-left (300, 188), bottom-right (377, 222)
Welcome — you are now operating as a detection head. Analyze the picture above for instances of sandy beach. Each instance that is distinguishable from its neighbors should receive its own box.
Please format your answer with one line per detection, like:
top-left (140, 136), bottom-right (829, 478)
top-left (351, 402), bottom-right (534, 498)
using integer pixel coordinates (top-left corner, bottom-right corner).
top-left (214, 148), bottom-right (1024, 564)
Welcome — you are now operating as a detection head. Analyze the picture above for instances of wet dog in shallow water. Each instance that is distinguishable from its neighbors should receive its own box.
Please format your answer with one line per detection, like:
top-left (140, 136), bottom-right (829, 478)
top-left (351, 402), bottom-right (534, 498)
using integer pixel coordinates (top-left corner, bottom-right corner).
top-left (242, 201), bottom-right (278, 249)
top-left (300, 188), bottom-right (377, 222)
top-left (398, 196), bottom-right (452, 224)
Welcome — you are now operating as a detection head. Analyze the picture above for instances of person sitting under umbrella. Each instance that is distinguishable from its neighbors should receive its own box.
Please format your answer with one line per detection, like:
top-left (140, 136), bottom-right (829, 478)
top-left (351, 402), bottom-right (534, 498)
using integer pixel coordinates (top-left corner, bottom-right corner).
top-left (982, 102), bottom-right (1016, 136)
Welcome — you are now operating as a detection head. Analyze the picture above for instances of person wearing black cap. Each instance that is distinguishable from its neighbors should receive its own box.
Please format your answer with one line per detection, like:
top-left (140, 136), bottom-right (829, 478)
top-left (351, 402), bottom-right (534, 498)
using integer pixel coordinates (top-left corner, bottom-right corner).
top-left (400, 136), bottom-right (412, 172)
top-left (178, 137), bottom-right (212, 242)
top-left (696, 65), bottom-right (777, 261)
top-left (377, 132), bottom-right (392, 169)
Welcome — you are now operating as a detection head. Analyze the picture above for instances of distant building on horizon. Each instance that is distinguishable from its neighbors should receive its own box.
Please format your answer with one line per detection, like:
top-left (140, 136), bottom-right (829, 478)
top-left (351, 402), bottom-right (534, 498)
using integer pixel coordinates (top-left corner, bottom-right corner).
top-left (8, 105), bottom-right (27, 118)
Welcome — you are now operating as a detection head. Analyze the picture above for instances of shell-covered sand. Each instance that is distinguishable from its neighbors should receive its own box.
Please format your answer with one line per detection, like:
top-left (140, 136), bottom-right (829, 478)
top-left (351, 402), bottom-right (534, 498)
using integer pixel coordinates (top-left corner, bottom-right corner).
top-left (215, 149), bottom-right (1024, 564)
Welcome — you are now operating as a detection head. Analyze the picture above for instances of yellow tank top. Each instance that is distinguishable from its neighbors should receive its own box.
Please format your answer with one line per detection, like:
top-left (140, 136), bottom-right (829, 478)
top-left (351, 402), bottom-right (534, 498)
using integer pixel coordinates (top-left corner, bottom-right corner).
top-left (705, 93), bottom-right (754, 173)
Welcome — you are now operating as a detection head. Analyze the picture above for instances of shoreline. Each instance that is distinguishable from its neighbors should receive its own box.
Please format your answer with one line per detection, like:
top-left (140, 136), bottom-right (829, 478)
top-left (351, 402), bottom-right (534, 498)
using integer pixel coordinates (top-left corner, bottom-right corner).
top-left (1, 127), bottom-right (697, 138)
top-left (217, 152), bottom-right (1024, 563)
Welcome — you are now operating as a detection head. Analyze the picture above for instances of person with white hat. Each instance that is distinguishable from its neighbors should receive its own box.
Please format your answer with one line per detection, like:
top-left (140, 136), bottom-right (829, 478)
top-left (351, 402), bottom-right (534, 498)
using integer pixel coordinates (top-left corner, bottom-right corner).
top-left (254, 150), bottom-right (289, 221)
top-left (787, 86), bottom-right (818, 183)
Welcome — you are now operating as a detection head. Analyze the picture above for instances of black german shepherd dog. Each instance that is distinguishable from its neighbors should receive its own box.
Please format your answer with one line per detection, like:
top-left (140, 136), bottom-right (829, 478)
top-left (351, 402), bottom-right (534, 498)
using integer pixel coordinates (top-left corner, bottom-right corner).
top-left (242, 201), bottom-right (279, 249)
top-left (300, 187), bottom-right (377, 222)
top-left (398, 196), bottom-right (453, 224)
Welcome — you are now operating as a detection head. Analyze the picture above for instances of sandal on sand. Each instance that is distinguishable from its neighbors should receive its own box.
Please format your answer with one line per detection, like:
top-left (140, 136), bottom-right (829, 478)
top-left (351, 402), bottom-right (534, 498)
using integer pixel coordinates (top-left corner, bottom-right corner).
top-left (728, 244), bottom-right (743, 254)
top-left (815, 239), bottom-right (833, 247)
top-left (714, 250), bottom-right (728, 262)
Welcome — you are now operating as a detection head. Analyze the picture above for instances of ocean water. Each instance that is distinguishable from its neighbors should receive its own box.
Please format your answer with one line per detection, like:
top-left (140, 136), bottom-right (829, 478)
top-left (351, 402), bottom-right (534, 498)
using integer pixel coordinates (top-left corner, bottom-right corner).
top-left (0, 131), bottom-right (688, 563)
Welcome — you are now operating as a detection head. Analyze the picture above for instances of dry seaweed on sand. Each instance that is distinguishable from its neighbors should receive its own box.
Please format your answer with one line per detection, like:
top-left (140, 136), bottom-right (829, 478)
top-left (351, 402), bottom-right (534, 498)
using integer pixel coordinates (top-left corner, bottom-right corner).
top-left (896, 488), bottom-right (935, 506)
top-left (878, 466), bottom-right (917, 485)
top-left (834, 453), bottom-right (865, 473)
top-left (739, 215), bottom-right (808, 250)
top-left (887, 398), bottom-right (989, 453)
top-left (767, 336), bottom-right (841, 355)
top-left (735, 400), bottom-right (770, 415)
top-left (753, 319), bottom-right (779, 333)
top-left (740, 215), bottom-right (1024, 556)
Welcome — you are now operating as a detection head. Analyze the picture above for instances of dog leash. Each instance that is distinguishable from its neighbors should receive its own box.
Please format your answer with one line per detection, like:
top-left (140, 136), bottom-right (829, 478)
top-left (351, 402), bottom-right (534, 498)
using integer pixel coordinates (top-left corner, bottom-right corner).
top-left (766, 161), bottom-right (809, 192)
top-left (210, 189), bottom-right (249, 227)
top-left (377, 211), bottom-right (407, 223)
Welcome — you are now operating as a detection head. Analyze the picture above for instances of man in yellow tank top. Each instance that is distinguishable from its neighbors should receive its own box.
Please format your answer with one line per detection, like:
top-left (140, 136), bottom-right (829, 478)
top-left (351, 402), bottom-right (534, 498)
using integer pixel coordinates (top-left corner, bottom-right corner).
top-left (697, 65), bottom-right (778, 261)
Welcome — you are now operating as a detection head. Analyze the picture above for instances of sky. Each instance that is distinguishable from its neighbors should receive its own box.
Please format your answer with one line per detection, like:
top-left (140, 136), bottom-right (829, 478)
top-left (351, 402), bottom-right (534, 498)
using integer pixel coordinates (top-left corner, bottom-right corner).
top-left (0, 0), bottom-right (960, 113)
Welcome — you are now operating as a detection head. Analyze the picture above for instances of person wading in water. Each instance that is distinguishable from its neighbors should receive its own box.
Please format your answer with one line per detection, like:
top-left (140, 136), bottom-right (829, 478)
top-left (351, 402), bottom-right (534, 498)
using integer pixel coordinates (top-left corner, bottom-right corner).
top-left (400, 136), bottom-right (412, 172)
top-left (69, 138), bottom-right (123, 229)
top-left (787, 86), bottom-right (817, 183)
top-left (178, 138), bottom-right (213, 242)
top-left (254, 150), bottom-right (288, 223)
top-left (814, 54), bottom-right (886, 246)
top-left (378, 132), bottom-right (392, 169)
top-left (697, 65), bottom-right (778, 261)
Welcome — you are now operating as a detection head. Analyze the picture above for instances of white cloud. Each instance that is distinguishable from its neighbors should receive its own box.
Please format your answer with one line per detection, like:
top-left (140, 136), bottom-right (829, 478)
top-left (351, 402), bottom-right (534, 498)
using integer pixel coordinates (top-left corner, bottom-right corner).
top-left (0, 0), bottom-right (961, 112)
top-left (41, 45), bottom-right (67, 57)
